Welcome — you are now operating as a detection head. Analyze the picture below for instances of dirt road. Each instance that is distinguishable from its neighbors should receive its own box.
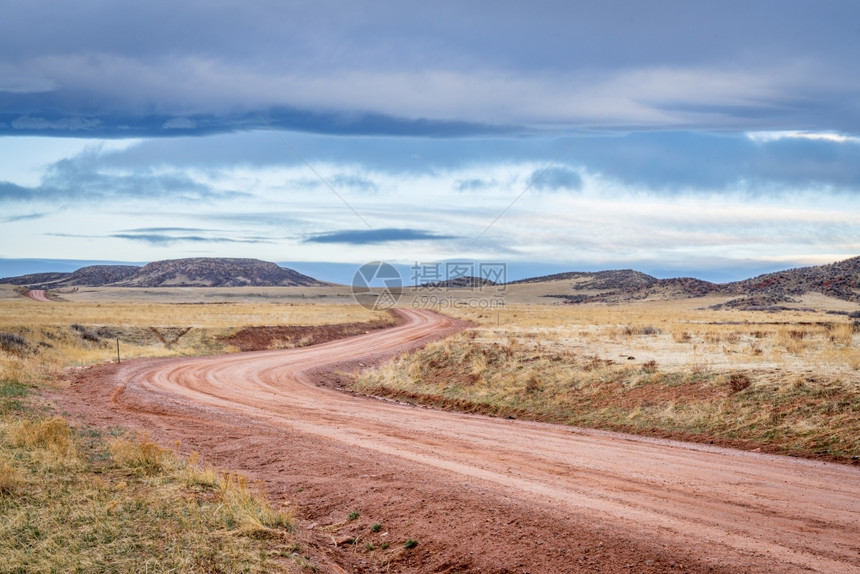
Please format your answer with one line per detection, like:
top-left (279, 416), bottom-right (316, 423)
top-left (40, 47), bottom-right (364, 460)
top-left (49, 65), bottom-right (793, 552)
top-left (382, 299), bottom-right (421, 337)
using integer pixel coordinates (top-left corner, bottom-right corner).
top-left (64, 309), bottom-right (860, 573)
top-left (24, 289), bottom-right (51, 302)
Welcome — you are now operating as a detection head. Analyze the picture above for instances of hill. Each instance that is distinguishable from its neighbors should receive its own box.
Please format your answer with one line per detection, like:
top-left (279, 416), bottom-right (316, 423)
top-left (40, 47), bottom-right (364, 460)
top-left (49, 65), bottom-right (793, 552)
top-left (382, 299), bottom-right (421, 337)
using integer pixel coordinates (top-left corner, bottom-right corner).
top-left (724, 256), bottom-right (860, 303)
top-left (63, 265), bottom-right (140, 286)
top-left (515, 256), bottom-right (860, 305)
top-left (114, 258), bottom-right (322, 287)
top-left (0, 258), bottom-right (324, 288)
top-left (421, 276), bottom-right (499, 289)
top-left (1, 271), bottom-right (71, 286)
top-left (510, 269), bottom-right (657, 291)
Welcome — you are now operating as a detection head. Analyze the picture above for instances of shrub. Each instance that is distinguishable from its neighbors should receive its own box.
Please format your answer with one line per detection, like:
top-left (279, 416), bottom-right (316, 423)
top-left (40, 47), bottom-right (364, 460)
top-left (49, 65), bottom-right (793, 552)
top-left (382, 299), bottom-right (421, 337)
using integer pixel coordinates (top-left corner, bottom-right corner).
top-left (729, 373), bottom-right (752, 393)
top-left (0, 332), bottom-right (30, 355)
top-left (642, 360), bottom-right (658, 372)
top-left (71, 324), bottom-right (101, 343)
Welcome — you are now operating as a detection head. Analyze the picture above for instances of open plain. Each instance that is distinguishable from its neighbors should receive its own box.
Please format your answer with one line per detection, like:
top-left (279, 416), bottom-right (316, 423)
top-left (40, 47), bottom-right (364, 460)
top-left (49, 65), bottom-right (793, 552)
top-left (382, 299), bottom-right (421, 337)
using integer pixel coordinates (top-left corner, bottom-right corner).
top-left (58, 305), bottom-right (860, 573)
top-left (2, 281), bottom-right (859, 572)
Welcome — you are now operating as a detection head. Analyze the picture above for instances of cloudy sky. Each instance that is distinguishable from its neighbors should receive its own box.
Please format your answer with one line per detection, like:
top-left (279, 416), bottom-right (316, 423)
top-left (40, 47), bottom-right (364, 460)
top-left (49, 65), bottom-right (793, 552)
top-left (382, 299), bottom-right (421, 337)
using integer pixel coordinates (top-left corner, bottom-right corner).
top-left (1, 1), bottom-right (859, 282)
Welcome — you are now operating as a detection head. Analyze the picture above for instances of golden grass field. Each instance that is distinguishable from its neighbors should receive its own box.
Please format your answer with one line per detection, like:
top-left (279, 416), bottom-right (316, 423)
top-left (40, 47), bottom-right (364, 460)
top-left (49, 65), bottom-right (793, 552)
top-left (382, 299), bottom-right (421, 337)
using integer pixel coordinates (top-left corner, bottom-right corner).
top-left (0, 284), bottom-right (387, 383)
top-left (0, 287), bottom-right (391, 572)
top-left (355, 293), bottom-right (860, 459)
top-left (0, 283), bottom-right (858, 571)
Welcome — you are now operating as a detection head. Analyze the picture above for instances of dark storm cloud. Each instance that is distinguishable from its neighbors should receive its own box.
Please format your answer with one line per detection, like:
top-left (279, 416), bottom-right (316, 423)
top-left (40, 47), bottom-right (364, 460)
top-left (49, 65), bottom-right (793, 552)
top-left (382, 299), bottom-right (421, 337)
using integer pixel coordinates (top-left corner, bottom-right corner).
top-left (305, 228), bottom-right (458, 245)
top-left (566, 132), bottom-right (860, 192)
top-left (0, 1), bottom-right (858, 136)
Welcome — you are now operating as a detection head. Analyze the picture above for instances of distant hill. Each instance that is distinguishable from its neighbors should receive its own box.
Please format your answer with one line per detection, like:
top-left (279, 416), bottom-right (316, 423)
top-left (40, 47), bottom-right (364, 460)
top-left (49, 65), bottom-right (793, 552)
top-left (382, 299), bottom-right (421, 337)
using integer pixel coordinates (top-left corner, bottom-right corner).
top-left (1, 271), bottom-right (71, 286)
top-left (421, 276), bottom-right (499, 289)
top-left (509, 269), bottom-right (657, 291)
top-left (65, 265), bottom-right (140, 286)
top-left (0, 258), bottom-right (325, 288)
top-left (579, 277), bottom-right (723, 304)
top-left (4, 255), bottom-right (859, 304)
top-left (512, 256), bottom-right (860, 305)
top-left (724, 256), bottom-right (860, 302)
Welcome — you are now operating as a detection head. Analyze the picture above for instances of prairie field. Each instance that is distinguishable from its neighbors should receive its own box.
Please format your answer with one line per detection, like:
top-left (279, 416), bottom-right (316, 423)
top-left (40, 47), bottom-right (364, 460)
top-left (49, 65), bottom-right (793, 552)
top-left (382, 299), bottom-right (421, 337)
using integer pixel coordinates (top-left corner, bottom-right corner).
top-left (0, 287), bottom-right (390, 383)
top-left (0, 290), bottom-right (394, 573)
top-left (1, 284), bottom-right (858, 572)
top-left (355, 297), bottom-right (860, 459)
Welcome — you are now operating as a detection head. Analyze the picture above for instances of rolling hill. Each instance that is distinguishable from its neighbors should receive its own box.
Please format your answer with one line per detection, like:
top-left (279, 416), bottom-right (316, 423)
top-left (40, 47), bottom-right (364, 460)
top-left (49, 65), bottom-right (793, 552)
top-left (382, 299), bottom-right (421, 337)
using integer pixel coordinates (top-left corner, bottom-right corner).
top-left (0, 258), bottom-right (325, 288)
top-left (509, 269), bottom-right (657, 291)
top-left (515, 256), bottom-right (860, 305)
top-left (4, 255), bottom-right (859, 305)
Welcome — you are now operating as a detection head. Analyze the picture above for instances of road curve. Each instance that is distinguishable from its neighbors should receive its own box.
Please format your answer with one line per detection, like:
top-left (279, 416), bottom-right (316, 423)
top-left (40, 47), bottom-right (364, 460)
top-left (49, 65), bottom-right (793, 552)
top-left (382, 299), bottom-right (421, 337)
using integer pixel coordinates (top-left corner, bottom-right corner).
top-left (66, 308), bottom-right (860, 573)
top-left (24, 289), bottom-right (51, 302)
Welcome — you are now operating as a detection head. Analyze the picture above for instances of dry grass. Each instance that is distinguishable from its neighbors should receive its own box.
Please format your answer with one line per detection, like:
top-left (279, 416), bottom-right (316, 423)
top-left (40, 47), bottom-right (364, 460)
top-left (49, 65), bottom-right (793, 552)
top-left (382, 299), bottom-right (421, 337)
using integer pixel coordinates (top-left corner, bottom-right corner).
top-left (0, 299), bottom-right (390, 381)
top-left (0, 297), bottom-right (381, 329)
top-left (443, 302), bottom-right (860, 372)
top-left (0, 296), bottom-right (384, 572)
top-left (356, 301), bottom-right (860, 459)
top-left (0, 380), bottom-right (300, 573)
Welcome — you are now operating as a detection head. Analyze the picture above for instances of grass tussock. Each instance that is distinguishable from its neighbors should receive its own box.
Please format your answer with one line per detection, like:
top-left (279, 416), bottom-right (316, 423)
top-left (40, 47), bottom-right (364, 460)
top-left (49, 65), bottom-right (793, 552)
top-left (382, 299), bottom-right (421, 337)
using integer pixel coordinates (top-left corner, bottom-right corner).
top-left (0, 402), bottom-right (298, 572)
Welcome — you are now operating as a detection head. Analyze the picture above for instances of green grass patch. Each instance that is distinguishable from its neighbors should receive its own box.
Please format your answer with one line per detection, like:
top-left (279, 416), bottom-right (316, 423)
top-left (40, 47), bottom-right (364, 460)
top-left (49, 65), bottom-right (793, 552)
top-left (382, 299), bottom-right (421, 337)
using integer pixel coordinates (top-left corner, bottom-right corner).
top-left (0, 380), bottom-right (30, 414)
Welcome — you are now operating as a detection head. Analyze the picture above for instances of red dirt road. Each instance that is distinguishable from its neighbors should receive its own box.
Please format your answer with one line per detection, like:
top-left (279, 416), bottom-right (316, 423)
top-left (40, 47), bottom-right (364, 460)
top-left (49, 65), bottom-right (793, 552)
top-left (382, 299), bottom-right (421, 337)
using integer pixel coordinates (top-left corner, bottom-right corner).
top-left (24, 289), bottom-right (51, 302)
top-left (63, 309), bottom-right (860, 573)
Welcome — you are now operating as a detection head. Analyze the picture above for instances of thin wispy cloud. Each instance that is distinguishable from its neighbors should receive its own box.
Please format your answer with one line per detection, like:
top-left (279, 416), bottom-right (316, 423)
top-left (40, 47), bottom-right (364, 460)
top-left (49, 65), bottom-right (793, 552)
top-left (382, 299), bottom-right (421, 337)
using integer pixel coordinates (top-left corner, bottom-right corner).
top-left (305, 228), bottom-right (458, 245)
top-left (110, 233), bottom-right (272, 246)
top-left (1, 211), bottom-right (48, 223)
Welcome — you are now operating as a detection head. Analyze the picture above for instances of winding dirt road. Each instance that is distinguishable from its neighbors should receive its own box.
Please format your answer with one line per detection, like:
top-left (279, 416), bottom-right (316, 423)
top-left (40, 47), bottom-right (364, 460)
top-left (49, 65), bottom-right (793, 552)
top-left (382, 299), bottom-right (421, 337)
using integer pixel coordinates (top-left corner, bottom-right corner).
top-left (24, 289), bottom-right (51, 302)
top-left (64, 309), bottom-right (860, 573)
